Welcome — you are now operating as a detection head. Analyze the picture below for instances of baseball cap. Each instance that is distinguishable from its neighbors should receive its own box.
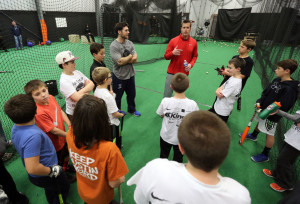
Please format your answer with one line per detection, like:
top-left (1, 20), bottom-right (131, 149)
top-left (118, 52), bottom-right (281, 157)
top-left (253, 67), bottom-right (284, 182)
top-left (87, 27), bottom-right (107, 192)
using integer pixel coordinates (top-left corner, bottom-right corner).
top-left (55, 51), bottom-right (79, 65)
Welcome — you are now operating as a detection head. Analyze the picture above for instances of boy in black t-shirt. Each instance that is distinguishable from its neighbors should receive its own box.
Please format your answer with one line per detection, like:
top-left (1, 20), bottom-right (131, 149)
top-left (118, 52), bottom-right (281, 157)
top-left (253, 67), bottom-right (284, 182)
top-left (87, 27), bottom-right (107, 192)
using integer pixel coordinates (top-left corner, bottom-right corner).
top-left (90, 43), bottom-right (106, 91)
top-left (220, 39), bottom-right (256, 90)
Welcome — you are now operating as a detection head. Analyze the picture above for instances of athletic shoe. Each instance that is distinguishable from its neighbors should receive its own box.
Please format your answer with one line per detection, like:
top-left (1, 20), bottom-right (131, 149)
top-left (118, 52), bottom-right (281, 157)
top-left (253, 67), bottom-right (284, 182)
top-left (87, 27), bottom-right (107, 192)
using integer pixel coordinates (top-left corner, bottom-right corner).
top-left (118, 110), bottom-right (127, 115)
top-left (263, 169), bottom-right (273, 178)
top-left (270, 183), bottom-right (293, 192)
top-left (251, 153), bottom-right (269, 163)
top-left (239, 133), bottom-right (257, 141)
top-left (129, 110), bottom-right (141, 117)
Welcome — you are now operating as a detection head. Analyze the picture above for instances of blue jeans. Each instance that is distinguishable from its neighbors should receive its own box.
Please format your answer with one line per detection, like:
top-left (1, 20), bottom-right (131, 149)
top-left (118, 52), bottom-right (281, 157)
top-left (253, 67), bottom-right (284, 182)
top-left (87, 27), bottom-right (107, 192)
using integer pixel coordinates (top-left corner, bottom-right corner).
top-left (112, 74), bottom-right (136, 113)
top-left (29, 172), bottom-right (70, 204)
top-left (14, 35), bottom-right (23, 49)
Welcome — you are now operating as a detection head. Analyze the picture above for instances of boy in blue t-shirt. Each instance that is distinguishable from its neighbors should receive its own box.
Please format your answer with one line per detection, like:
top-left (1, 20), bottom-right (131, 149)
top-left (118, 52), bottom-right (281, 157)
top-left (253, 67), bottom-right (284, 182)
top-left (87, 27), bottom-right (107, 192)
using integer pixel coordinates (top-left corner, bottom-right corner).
top-left (4, 94), bottom-right (70, 204)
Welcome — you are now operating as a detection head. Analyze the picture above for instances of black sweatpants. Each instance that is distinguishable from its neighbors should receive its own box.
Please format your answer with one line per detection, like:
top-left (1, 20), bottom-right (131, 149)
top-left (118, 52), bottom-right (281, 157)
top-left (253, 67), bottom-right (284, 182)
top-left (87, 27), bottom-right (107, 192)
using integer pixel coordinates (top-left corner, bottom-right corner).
top-left (208, 107), bottom-right (229, 123)
top-left (29, 171), bottom-right (69, 204)
top-left (160, 137), bottom-right (183, 163)
top-left (272, 142), bottom-right (300, 189)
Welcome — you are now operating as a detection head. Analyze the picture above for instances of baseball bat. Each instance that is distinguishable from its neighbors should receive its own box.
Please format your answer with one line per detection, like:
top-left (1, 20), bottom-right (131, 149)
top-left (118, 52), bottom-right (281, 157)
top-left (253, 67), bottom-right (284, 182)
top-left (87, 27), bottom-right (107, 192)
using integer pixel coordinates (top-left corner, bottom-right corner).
top-left (118, 185), bottom-right (124, 204)
top-left (239, 109), bottom-right (257, 145)
top-left (276, 110), bottom-right (300, 123)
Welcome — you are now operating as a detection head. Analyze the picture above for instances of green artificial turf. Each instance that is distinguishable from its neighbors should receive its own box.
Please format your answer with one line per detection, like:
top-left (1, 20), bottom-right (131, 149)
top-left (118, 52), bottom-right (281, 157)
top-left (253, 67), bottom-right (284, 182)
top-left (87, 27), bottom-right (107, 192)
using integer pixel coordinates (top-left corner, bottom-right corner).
top-left (0, 39), bottom-right (289, 203)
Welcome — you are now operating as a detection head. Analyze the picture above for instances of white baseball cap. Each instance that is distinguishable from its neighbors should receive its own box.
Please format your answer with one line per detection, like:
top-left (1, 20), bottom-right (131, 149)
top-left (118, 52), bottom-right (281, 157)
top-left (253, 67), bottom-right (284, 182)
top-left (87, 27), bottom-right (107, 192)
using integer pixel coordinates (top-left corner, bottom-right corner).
top-left (55, 51), bottom-right (79, 65)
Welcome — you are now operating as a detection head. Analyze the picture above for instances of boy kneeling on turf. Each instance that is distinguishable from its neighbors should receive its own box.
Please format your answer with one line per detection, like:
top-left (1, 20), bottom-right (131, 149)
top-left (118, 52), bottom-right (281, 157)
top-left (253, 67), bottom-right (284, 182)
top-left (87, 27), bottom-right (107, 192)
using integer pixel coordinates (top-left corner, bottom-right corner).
top-left (128, 110), bottom-right (251, 203)
top-left (4, 94), bottom-right (70, 203)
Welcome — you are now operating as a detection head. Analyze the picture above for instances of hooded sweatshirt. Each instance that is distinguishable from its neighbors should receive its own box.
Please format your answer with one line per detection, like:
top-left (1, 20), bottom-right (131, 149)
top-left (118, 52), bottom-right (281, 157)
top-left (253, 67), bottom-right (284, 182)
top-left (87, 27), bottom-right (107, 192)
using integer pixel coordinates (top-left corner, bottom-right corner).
top-left (257, 77), bottom-right (300, 122)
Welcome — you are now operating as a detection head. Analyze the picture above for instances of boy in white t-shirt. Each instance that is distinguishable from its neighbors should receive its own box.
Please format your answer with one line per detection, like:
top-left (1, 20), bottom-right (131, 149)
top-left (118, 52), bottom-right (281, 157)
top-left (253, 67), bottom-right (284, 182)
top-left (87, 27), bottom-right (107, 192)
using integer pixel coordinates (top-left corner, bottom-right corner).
top-left (209, 57), bottom-right (245, 122)
top-left (156, 73), bottom-right (199, 163)
top-left (127, 110), bottom-right (251, 204)
top-left (92, 67), bottom-right (124, 149)
top-left (262, 110), bottom-right (300, 192)
top-left (56, 51), bottom-right (94, 119)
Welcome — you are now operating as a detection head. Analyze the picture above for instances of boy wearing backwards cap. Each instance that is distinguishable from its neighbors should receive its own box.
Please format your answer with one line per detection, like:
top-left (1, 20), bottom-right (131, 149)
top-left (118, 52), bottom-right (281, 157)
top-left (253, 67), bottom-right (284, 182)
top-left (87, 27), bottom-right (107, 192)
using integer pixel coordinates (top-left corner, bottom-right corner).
top-left (56, 51), bottom-right (94, 119)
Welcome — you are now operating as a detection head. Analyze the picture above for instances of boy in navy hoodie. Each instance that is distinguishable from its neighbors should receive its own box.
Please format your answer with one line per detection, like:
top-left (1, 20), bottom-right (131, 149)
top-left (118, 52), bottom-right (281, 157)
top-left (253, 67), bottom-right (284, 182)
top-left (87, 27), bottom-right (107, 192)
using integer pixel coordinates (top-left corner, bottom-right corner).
top-left (241, 59), bottom-right (299, 163)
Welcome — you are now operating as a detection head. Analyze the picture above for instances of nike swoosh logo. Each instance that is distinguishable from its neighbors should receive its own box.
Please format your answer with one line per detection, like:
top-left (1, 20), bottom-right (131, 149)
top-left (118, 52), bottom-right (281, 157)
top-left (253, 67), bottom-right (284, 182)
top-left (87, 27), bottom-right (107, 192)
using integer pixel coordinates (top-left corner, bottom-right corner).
top-left (151, 192), bottom-right (168, 202)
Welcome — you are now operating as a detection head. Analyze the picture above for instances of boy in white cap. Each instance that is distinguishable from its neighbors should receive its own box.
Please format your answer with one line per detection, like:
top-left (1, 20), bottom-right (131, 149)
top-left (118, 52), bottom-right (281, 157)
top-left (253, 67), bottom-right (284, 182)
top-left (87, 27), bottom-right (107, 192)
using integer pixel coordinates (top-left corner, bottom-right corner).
top-left (56, 51), bottom-right (94, 119)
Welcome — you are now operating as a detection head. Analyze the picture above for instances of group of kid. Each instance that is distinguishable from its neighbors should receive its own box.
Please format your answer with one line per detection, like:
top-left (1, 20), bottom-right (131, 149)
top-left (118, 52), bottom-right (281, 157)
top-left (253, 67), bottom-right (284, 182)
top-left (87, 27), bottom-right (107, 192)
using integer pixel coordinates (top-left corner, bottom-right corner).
top-left (3, 35), bottom-right (300, 204)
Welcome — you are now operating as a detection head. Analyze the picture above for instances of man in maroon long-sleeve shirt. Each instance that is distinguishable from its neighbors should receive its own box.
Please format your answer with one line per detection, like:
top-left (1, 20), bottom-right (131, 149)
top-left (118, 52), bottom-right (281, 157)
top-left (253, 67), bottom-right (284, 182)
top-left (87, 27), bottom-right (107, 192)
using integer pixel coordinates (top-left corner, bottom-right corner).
top-left (163, 20), bottom-right (198, 98)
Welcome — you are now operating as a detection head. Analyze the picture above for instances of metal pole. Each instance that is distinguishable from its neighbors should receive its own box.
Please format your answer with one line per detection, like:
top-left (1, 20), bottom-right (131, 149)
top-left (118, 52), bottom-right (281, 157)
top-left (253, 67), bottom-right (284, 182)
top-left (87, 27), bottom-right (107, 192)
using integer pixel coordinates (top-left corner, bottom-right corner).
top-left (95, 0), bottom-right (101, 37)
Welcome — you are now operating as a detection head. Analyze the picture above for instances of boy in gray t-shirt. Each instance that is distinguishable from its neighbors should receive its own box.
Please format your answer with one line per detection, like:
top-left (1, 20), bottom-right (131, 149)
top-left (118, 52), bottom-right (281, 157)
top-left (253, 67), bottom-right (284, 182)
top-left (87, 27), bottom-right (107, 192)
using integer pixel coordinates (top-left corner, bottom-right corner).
top-left (109, 22), bottom-right (141, 116)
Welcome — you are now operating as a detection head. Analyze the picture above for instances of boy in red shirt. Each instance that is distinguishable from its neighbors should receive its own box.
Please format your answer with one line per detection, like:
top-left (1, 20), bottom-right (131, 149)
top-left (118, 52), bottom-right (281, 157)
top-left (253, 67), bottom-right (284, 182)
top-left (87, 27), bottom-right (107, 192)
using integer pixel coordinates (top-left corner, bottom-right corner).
top-left (24, 80), bottom-right (75, 182)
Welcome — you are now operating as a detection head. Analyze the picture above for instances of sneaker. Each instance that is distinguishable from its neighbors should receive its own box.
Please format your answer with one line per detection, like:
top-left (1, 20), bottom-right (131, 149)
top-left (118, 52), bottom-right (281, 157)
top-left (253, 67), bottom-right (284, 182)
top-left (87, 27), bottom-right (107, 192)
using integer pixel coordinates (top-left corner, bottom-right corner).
top-left (1, 153), bottom-right (13, 162)
top-left (263, 169), bottom-right (273, 178)
top-left (118, 110), bottom-right (127, 115)
top-left (239, 133), bottom-right (257, 141)
top-left (129, 110), bottom-right (141, 117)
top-left (270, 183), bottom-right (293, 192)
top-left (251, 153), bottom-right (269, 163)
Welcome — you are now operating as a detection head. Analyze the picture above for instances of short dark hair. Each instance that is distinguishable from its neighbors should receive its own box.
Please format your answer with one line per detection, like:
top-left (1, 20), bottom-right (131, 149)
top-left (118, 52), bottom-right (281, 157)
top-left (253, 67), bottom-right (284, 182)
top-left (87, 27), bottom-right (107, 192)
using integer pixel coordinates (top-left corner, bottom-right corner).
top-left (241, 39), bottom-right (256, 50)
top-left (71, 95), bottom-right (111, 149)
top-left (277, 59), bottom-right (298, 74)
top-left (90, 43), bottom-right (104, 55)
top-left (4, 94), bottom-right (37, 124)
top-left (171, 73), bottom-right (189, 93)
top-left (181, 19), bottom-right (192, 28)
top-left (92, 67), bottom-right (110, 85)
top-left (24, 80), bottom-right (46, 95)
top-left (178, 111), bottom-right (231, 172)
top-left (228, 57), bottom-right (246, 71)
top-left (115, 22), bottom-right (129, 34)
top-left (58, 61), bottom-right (69, 69)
